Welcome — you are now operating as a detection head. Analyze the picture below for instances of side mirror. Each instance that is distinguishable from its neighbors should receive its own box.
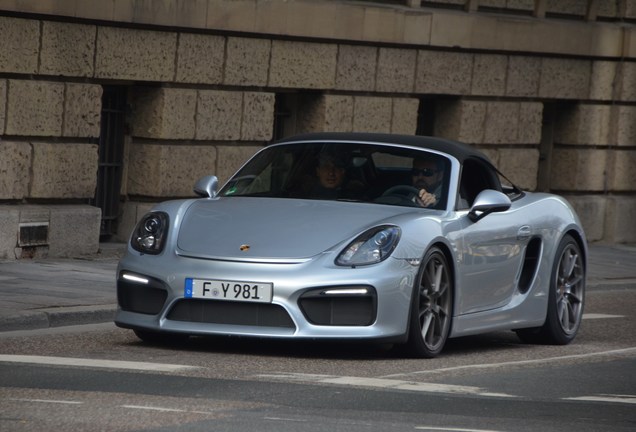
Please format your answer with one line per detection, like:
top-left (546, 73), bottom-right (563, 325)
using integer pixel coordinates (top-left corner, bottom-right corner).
top-left (193, 175), bottom-right (219, 198)
top-left (468, 189), bottom-right (511, 222)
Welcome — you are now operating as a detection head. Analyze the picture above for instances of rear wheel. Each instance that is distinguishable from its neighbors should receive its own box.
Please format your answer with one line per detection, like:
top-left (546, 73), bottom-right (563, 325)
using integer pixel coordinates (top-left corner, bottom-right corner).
top-left (406, 247), bottom-right (453, 358)
top-left (516, 234), bottom-right (585, 345)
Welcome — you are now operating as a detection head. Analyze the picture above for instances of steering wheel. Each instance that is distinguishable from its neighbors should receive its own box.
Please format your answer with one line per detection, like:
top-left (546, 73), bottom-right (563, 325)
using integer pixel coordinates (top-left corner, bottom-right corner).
top-left (375, 185), bottom-right (420, 206)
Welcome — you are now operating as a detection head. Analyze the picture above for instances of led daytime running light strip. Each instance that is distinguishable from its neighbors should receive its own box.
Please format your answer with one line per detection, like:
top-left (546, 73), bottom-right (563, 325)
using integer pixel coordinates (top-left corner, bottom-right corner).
top-left (322, 288), bottom-right (369, 295)
top-left (122, 273), bottom-right (149, 284)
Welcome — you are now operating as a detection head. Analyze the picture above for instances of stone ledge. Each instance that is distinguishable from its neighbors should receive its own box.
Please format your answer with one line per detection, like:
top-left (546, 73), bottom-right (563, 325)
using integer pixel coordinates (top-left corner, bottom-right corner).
top-left (0, 205), bottom-right (101, 260)
top-left (3, 1), bottom-right (630, 59)
top-left (604, 196), bottom-right (636, 243)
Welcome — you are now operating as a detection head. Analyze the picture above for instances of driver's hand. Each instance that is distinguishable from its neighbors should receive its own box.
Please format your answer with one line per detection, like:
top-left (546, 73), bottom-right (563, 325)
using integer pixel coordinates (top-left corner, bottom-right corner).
top-left (416, 189), bottom-right (437, 207)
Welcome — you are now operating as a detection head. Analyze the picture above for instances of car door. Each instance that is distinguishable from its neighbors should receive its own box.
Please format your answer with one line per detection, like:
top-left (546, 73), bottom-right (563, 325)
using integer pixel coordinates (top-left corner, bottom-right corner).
top-left (454, 159), bottom-right (527, 315)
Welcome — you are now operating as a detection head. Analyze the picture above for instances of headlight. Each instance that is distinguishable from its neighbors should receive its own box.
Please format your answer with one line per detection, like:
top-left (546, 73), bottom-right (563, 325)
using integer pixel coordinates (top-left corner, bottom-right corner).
top-left (131, 212), bottom-right (169, 255)
top-left (336, 226), bottom-right (401, 267)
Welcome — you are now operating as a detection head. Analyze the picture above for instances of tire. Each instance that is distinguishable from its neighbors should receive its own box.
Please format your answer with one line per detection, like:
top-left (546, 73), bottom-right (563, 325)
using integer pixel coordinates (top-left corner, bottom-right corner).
top-left (406, 247), bottom-right (453, 358)
top-left (133, 329), bottom-right (189, 346)
top-left (516, 234), bottom-right (585, 345)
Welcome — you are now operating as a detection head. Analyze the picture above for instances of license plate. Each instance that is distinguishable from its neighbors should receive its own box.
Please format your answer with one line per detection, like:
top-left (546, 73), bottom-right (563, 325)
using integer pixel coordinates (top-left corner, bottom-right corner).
top-left (184, 278), bottom-right (273, 303)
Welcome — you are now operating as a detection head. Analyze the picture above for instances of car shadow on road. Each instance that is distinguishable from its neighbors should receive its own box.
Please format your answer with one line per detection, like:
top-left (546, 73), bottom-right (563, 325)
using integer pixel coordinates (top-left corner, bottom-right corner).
top-left (122, 330), bottom-right (531, 361)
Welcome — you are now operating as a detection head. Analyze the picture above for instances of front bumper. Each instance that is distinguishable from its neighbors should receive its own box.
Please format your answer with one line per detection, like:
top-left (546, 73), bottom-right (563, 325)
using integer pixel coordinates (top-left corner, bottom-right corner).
top-left (114, 250), bottom-right (417, 341)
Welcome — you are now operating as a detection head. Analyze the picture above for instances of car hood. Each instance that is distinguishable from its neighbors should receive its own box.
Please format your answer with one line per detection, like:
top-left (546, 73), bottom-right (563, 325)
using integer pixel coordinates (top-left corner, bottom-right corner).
top-left (177, 197), bottom-right (413, 262)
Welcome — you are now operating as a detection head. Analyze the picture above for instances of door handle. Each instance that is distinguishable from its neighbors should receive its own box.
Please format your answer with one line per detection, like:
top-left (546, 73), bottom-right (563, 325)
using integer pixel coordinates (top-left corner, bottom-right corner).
top-left (517, 225), bottom-right (532, 240)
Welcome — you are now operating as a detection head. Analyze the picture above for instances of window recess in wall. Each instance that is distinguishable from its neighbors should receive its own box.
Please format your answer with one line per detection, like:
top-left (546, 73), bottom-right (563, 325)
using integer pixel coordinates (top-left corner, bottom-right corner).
top-left (91, 86), bottom-right (127, 238)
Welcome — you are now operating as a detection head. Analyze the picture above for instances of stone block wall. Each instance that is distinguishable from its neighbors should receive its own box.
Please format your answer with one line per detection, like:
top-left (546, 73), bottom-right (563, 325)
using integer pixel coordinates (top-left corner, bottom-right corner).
top-left (296, 95), bottom-right (419, 135)
top-left (95, 26), bottom-right (177, 81)
top-left (0, 142), bottom-right (31, 200)
top-left (0, 16), bottom-right (39, 74)
top-left (269, 40), bottom-right (337, 89)
top-left (30, 143), bottom-right (99, 199)
top-left (0, 73), bottom-right (102, 256)
top-left (41, 21), bottom-right (96, 77)
top-left (0, 81), bottom-right (102, 200)
top-left (131, 87), bottom-right (198, 140)
top-left (0, 3), bottom-right (635, 252)
top-left (435, 100), bottom-right (543, 190)
top-left (127, 144), bottom-right (218, 197)
top-left (0, 205), bottom-right (100, 259)
top-left (550, 100), bottom-right (636, 242)
top-left (5, 80), bottom-right (64, 136)
top-left (176, 33), bottom-right (225, 84)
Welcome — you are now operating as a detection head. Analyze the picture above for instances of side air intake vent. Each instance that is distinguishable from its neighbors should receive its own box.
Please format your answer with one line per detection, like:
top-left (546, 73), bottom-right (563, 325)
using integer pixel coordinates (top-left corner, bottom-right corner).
top-left (518, 238), bottom-right (542, 293)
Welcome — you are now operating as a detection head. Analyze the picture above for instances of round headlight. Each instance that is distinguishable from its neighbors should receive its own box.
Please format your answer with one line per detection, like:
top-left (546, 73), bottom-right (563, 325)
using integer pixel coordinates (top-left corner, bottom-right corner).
top-left (336, 226), bottom-right (401, 267)
top-left (373, 230), bottom-right (389, 246)
top-left (131, 212), bottom-right (169, 255)
top-left (144, 217), bottom-right (160, 234)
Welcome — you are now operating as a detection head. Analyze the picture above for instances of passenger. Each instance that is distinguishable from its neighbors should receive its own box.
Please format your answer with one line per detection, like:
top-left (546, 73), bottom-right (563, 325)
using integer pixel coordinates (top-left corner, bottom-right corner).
top-left (412, 157), bottom-right (443, 207)
top-left (311, 152), bottom-right (346, 199)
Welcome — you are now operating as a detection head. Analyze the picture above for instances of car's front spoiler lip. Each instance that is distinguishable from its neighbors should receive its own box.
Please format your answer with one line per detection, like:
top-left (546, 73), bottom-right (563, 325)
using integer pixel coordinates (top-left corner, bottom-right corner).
top-left (115, 309), bottom-right (406, 340)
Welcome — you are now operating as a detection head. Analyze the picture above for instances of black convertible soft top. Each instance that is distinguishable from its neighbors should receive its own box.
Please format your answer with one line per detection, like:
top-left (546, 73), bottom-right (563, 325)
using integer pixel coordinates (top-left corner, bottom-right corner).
top-left (274, 132), bottom-right (491, 165)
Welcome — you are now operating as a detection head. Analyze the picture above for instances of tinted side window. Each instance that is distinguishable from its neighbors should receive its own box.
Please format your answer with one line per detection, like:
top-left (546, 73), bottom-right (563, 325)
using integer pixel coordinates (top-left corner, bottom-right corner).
top-left (458, 158), bottom-right (502, 209)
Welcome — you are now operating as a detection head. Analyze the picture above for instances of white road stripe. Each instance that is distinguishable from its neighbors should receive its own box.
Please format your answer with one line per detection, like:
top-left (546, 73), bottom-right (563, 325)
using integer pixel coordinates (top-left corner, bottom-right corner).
top-left (0, 354), bottom-right (199, 372)
top-left (9, 398), bottom-right (83, 405)
top-left (121, 405), bottom-right (187, 413)
top-left (256, 373), bottom-right (515, 398)
top-left (415, 427), bottom-right (504, 432)
top-left (264, 417), bottom-right (308, 423)
top-left (380, 347), bottom-right (636, 379)
top-left (582, 313), bottom-right (624, 319)
top-left (564, 394), bottom-right (636, 405)
top-left (121, 405), bottom-right (217, 415)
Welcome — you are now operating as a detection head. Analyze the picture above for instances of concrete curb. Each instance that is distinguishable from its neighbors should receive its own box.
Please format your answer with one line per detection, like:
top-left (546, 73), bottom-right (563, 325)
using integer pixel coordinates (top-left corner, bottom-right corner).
top-left (0, 304), bottom-right (117, 332)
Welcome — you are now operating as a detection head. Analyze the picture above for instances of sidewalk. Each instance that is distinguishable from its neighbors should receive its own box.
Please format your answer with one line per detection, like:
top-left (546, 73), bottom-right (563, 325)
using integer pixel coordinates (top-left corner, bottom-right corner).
top-left (0, 243), bottom-right (124, 332)
top-left (0, 243), bottom-right (635, 332)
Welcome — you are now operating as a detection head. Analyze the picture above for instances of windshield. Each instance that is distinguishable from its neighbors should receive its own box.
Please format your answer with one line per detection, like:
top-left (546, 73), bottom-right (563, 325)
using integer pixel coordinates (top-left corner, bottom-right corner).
top-left (219, 142), bottom-right (451, 209)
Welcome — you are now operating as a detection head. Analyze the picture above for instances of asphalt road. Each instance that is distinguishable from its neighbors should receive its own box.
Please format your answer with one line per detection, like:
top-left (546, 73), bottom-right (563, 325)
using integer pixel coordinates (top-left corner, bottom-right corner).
top-left (0, 284), bottom-right (634, 432)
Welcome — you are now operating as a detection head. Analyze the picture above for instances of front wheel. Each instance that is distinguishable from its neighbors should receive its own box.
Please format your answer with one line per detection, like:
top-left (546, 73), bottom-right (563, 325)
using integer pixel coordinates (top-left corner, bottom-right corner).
top-left (516, 234), bottom-right (585, 345)
top-left (406, 247), bottom-right (453, 358)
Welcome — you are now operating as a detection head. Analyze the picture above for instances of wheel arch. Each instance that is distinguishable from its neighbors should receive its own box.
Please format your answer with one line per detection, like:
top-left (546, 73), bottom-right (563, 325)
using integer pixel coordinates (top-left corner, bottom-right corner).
top-left (403, 240), bottom-right (456, 340)
top-left (403, 240), bottom-right (456, 357)
top-left (429, 240), bottom-right (457, 319)
top-left (563, 228), bottom-right (587, 268)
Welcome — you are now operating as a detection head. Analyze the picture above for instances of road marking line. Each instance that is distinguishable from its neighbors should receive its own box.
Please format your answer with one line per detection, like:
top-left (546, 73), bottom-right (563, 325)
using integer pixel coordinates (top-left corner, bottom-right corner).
top-left (380, 347), bottom-right (636, 379)
top-left (121, 405), bottom-right (187, 413)
top-left (564, 394), bottom-right (636, 405)
top-left (0, 354), bottom-right (199, 372)
top-left (256, 373), bottom-right (515, 398)
top-left (582, 313), bottom-right (625, 319)
top-left (121, 405), bottom-right (217, 415)
top-left (8, 398), bottom-right (83, 405)
top-left (264, 417), bottom-right (308, 423)
top-left (415, 427), bottom-right (504, 432)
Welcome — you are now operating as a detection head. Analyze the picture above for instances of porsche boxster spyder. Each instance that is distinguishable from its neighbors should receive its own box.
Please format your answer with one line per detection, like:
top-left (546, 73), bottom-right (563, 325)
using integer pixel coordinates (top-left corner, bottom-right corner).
top-left (115, 133), bottom-right (587, 357)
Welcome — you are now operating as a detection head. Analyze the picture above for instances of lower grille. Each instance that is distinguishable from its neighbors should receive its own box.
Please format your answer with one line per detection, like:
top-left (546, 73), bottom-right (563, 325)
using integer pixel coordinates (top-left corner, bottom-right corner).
top-left (117, 280), bottom-right (167, 315)
top-left (167, 300), bottom-right (296, 329)
top-left (299, 286), bottom-right (377, 326)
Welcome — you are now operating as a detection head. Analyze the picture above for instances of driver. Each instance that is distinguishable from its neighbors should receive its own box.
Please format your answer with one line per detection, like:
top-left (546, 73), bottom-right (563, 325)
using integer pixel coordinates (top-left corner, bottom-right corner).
top-left (411, 157), bottom-right (443, 207)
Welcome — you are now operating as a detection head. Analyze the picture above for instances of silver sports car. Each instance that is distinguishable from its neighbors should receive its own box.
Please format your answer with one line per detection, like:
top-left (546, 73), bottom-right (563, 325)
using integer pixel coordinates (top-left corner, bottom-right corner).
top-left (115, 132), bottom-right (587, 358)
